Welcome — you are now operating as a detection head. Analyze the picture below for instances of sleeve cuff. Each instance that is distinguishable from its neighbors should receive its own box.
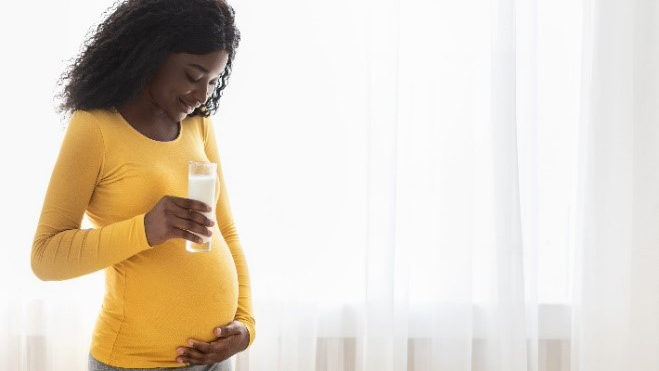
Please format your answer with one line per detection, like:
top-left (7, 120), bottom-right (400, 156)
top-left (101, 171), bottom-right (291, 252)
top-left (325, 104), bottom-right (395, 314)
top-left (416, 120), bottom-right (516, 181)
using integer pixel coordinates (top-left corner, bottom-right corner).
top-left (135, 213), bottom-right (153, 250)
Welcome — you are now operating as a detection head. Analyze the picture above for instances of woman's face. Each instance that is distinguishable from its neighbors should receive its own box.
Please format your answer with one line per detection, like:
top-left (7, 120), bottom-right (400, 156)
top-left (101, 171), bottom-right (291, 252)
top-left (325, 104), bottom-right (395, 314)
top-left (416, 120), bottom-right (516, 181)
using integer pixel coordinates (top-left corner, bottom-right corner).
top-left (146, 50), bottom-right (229, 122)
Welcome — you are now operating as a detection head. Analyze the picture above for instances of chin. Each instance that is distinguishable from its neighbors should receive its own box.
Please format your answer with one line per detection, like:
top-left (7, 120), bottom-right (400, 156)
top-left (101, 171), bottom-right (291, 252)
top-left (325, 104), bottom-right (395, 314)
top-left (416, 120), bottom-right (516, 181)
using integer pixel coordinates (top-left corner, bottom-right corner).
top-left (173, 98), bottom-right (195, 120)
top-left (169, 105), bottom-right (188, 121)
top-left (164, 111), bottom-right (181, 123)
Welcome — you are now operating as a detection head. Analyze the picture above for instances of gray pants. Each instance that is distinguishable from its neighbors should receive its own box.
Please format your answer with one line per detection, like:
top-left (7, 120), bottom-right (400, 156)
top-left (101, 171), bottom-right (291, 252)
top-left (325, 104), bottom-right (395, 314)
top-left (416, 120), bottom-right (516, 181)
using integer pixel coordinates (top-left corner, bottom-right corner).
top-left (88, 353), bottom-right (233, 371)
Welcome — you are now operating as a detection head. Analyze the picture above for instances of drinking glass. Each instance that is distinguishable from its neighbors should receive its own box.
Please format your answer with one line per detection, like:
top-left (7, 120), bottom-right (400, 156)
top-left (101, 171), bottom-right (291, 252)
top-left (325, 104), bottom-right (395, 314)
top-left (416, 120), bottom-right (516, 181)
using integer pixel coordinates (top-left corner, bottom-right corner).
top-left (186, 161), bottom-right (217, 252)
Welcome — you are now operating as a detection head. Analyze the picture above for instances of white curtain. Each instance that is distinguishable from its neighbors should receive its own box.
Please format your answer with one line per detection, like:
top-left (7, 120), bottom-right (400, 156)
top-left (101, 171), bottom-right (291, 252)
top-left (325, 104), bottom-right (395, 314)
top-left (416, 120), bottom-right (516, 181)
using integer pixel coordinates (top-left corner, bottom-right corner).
top-left (572, 0), bottom-right (659, 370)
top-left (1, 0), bottom-right (658, 370)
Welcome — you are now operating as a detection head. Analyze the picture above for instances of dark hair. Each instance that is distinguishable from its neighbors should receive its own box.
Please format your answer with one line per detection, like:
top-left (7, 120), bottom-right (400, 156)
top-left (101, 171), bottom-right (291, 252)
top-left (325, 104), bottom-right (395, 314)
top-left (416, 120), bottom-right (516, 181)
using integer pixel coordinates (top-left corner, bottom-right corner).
top-left (55, 0), bottom-right (240, 118)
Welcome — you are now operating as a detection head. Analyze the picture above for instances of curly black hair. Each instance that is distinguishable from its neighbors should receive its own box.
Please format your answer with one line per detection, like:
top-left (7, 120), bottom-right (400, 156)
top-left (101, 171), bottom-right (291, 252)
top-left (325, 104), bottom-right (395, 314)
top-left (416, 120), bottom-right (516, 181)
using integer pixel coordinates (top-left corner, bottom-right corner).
top-left (55, 0), bottom-right (240, 118)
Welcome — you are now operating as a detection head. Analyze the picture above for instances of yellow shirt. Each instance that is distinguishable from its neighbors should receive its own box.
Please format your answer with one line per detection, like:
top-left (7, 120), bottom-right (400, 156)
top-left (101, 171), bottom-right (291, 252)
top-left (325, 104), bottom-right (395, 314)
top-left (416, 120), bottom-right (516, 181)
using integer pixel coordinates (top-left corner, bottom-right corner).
top-left (31, 108), bottom-right (255, 368)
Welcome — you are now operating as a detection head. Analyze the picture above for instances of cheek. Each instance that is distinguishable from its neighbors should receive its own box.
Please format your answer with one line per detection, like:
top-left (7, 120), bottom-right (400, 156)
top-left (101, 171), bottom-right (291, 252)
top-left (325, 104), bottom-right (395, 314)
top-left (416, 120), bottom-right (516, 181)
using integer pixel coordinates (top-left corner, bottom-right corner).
top-left (148, 84), bottom-right (179, 115)
top-left (156, 83), bottom-right (179, 105)
top-left (146, 80), bottom-right (164, 100)
top-left (149, 74), bottom-right (180, 97)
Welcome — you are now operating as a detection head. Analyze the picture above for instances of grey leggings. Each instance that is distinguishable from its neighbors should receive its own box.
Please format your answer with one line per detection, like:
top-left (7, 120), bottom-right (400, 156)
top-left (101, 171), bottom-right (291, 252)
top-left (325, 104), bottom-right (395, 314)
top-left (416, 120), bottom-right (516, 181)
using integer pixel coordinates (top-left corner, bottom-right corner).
top-left (88, 353), bottom-right (233, 371)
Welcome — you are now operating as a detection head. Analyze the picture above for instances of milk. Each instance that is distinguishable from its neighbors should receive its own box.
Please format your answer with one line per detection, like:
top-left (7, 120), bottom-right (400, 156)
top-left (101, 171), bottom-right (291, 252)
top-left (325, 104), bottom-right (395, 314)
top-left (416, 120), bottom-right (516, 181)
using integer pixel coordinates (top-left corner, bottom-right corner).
top-left (187, 174), bottom-right (216, 251)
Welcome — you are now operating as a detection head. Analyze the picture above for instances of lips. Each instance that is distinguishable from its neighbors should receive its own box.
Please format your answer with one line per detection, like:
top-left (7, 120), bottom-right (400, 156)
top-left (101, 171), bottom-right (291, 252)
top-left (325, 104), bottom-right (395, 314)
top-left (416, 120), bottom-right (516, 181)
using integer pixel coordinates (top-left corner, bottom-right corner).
top-left (179, 97), bottom-right (196, 114)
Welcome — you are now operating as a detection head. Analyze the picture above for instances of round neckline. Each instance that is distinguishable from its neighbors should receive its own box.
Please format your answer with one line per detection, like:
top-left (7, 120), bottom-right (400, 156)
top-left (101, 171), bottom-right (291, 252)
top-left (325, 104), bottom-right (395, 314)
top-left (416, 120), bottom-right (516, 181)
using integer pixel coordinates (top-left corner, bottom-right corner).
top-left (112, 107), bottom-right (185, 144)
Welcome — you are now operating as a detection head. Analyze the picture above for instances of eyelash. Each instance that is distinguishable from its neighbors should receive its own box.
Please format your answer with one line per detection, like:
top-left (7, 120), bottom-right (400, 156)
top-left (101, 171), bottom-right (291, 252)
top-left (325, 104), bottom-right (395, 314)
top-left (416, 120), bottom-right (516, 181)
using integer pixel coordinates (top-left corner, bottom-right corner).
top-left (186, 74), bottom-right (218, 86)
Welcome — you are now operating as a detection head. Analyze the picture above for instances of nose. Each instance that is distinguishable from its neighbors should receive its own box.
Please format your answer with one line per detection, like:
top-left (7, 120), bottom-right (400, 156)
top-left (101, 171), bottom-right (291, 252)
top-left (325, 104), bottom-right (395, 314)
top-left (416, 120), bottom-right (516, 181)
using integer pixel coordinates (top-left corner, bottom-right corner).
top-left (192, 84), bottom-right (212, 107)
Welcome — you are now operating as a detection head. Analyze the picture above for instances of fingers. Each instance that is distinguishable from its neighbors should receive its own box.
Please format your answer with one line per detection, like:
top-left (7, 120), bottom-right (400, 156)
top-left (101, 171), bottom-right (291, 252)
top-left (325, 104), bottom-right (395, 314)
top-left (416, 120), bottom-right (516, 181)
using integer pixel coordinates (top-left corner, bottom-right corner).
top-left (170, 226), bottom-right (205, 244)
top-left (189, 339), bottom-right (212, 353)
top-left (170, 195), bottom-right (213, 213)
top-left (169, 197), bottom-right (215, 239)
top-left (214, 321), bottom-right (242, 338)
top-left (171, 214), bottom-right (213, 238)
top-left (174, 322), bottom-right (246, 365)
top-left (173, 207), bottom-right (215, 228)
top-left (176, 339), bottom-right (226, 365)
top-left (176, 346), bottom-right (208, 365)
top-left (145, 195), bottom-right (217, 247)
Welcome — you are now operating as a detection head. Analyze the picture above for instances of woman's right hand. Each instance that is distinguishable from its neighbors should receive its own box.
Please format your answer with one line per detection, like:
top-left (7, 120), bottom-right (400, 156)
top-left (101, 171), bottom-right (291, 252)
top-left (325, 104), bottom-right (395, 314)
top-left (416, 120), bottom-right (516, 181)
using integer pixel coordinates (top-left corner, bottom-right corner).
top-left (144, 195), bottom-right (215, 247)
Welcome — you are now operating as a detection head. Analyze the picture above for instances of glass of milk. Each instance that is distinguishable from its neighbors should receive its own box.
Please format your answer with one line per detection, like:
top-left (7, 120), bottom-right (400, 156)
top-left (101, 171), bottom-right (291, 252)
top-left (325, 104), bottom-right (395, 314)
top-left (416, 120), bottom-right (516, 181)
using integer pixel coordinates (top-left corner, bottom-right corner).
top-left (186, 161), bottom-right (217, 253)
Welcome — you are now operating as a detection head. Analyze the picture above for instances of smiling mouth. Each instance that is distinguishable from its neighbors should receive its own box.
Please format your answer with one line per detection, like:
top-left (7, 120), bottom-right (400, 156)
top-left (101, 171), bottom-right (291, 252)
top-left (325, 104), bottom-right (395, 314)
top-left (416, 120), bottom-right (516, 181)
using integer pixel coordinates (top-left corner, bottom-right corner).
top-left (179, 98), bottom-right (195, 113)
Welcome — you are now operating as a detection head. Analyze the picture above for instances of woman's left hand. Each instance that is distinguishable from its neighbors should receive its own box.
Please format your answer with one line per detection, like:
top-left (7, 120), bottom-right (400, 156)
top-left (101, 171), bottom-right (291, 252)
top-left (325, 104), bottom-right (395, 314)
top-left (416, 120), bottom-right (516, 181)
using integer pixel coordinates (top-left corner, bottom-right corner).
top-left (176, 320), bottom-right (249, 365)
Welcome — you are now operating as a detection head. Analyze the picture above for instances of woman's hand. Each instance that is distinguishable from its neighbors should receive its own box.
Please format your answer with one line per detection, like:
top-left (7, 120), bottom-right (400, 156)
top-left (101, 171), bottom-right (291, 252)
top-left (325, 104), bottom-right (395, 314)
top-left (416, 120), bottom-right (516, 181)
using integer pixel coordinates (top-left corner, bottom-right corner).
top-left (144, 195), bottom-right (215, 247)
top-left (175, 321), bottom-right (250, 365)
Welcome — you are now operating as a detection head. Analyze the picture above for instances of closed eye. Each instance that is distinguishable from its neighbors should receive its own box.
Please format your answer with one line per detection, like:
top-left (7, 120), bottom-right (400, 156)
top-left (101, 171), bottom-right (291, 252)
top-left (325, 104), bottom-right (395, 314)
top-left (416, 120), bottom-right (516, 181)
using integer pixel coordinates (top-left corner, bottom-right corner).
top-left (186, 73), bottom-right (198, 83)
top-left (186, 73), bottom-right (219, 86)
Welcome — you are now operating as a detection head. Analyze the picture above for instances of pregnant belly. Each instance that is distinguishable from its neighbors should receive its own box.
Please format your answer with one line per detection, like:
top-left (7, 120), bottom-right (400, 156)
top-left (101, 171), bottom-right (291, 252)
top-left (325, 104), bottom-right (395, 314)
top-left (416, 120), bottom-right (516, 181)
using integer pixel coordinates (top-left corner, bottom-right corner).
top-left (92, 235), bottom-right (239, 368)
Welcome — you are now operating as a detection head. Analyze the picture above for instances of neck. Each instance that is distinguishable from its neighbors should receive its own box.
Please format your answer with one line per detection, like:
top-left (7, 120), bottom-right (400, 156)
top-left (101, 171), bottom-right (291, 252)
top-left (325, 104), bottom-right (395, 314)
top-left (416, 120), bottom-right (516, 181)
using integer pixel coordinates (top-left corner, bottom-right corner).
top-left (116, 88), bottom-right (176, 128)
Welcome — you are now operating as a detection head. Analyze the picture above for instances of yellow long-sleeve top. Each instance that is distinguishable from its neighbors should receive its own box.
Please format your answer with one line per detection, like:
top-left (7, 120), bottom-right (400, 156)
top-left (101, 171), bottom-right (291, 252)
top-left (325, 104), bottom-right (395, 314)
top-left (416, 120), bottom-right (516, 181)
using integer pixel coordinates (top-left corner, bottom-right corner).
top-left (31, 108), bottom-right (255, 368)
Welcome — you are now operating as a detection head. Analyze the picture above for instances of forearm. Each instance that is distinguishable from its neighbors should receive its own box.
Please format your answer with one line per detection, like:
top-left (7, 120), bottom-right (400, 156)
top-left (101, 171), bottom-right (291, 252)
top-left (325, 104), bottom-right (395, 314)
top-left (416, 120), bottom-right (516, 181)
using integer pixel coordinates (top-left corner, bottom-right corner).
top-left (32, 213), bottom-right (151, 281)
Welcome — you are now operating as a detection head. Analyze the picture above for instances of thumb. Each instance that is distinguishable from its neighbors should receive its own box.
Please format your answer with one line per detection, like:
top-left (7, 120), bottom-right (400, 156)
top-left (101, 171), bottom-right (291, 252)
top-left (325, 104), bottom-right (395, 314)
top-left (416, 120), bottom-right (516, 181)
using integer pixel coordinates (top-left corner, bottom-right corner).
top-left (214, 321), bottom-right (241, 338)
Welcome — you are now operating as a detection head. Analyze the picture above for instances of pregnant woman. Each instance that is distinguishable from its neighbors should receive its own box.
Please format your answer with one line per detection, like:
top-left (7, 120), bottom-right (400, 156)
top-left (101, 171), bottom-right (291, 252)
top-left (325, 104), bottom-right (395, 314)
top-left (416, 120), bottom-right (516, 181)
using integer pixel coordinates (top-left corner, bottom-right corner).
top-left (30, 0), bottom-right (255, 369)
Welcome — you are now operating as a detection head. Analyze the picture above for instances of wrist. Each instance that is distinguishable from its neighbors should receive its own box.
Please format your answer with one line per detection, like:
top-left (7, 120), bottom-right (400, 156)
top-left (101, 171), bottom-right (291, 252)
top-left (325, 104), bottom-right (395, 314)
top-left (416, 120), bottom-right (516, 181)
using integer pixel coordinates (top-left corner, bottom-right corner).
top-left (143, 212), bottom-right (154, 247)
top-left (235, 321), bottom-right (249, 352)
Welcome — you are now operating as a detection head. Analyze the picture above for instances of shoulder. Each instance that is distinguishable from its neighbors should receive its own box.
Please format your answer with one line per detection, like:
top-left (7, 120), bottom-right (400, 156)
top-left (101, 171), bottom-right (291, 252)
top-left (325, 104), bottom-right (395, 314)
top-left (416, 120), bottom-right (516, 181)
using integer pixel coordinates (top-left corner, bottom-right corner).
top-left (199, 114), bottom-right (211, 130)
top-left (61, 109), bottom-right (113, 153)
top-left (65, 109), bottom-right (103, 136)
top-left (197, 114), bottom-right (218, 142)
top-left (66, 108), bottom-right (114, 132)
